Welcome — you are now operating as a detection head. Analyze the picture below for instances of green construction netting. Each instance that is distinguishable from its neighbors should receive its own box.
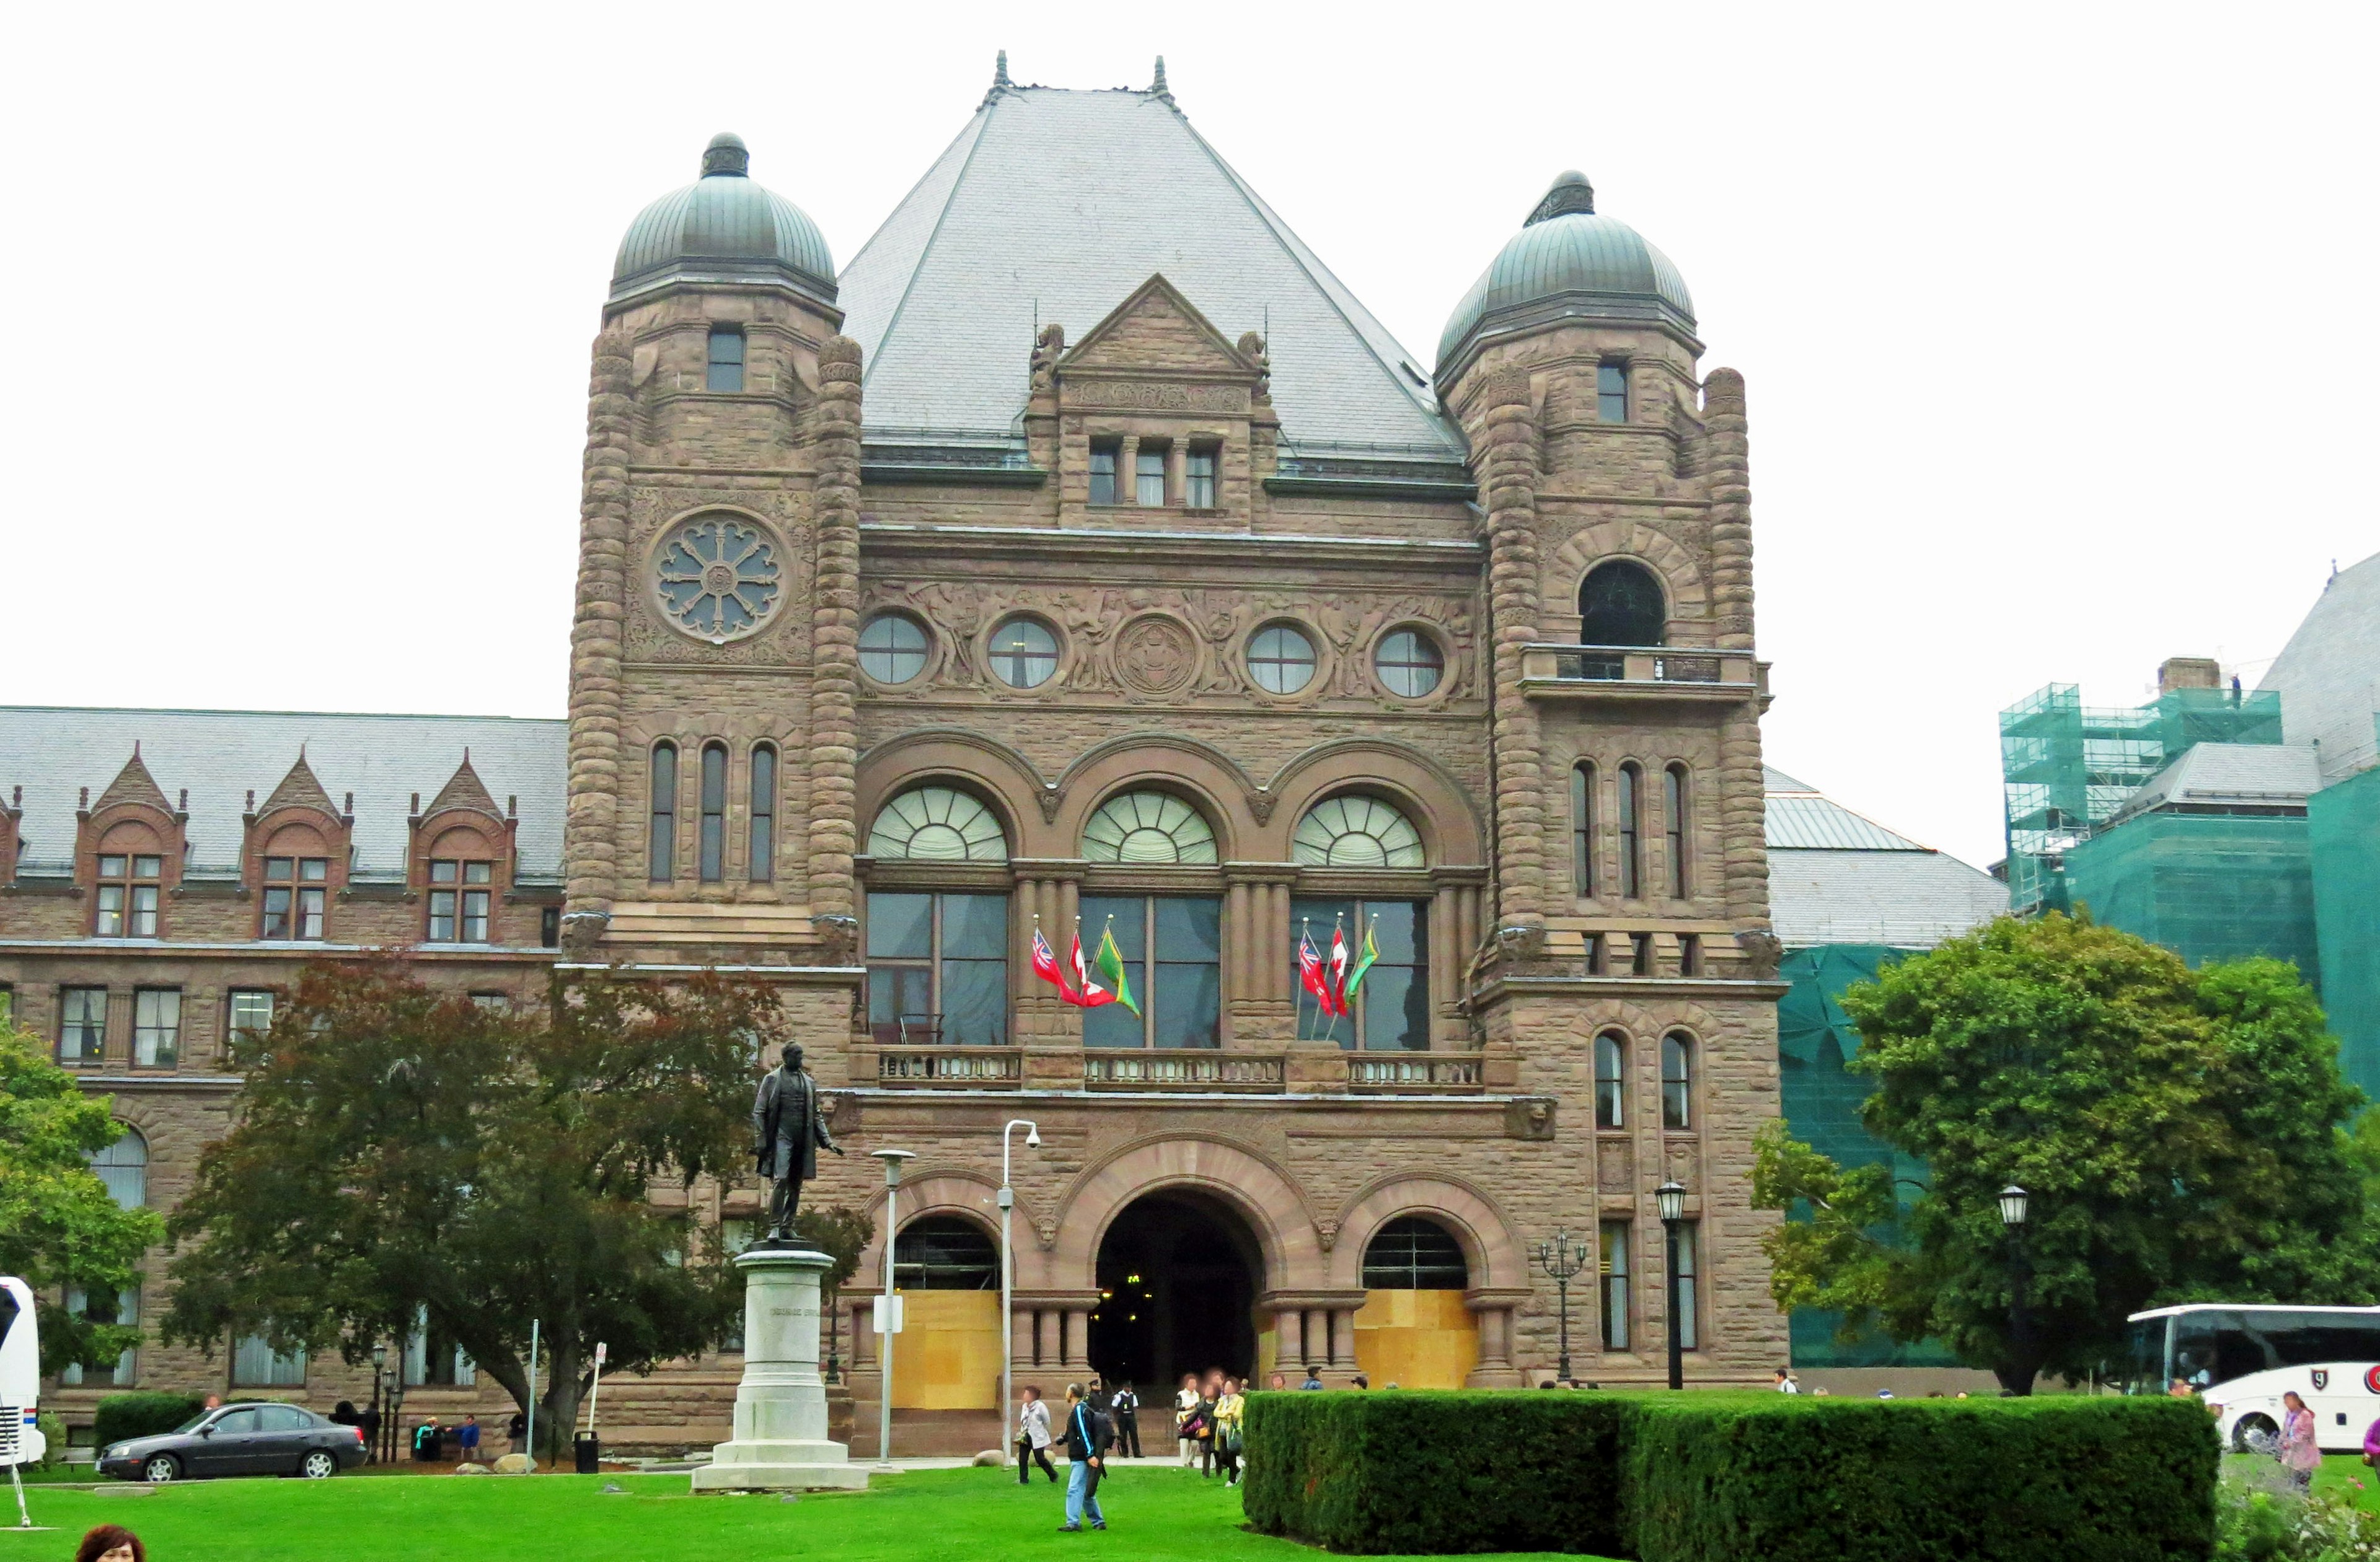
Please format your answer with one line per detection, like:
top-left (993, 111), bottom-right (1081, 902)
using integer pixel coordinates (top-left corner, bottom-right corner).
top-left (2062, 811), bottom-right (2320, 987)
top-left (1776, 944), bottom-right (1957, 1369)
top-left (2312, 768), bottom-right (2380, 1104)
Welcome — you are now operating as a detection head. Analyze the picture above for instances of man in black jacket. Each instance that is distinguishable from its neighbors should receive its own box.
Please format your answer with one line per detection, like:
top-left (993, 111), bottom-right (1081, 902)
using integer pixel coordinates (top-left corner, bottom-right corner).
top-left (1057, 1384), bottom-right (1111, 1532)
top-left (1111, 1382), bottom-right (1142, 1459)
top-left (752, 1043), bottom-right (843, 1240)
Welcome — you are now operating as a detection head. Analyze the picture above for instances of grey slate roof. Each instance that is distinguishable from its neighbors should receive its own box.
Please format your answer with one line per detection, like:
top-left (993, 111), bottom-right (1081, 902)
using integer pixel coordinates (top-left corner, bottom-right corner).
top-left (1763, 768), bottom-right (2005, 947)
top-left (2259, 550), bottom-right (2380, 786)
top-left (0, 708), bottom-right (566, 879)
top-left (837, 86), bottom-right (1462, 454)
top-left (2107, 740), bottom-right (2319, 824)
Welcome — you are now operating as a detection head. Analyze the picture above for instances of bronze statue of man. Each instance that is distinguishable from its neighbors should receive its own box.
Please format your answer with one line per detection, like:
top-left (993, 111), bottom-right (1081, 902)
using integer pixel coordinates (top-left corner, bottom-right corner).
top-left (752, 1043), bottom-right (842, 1242)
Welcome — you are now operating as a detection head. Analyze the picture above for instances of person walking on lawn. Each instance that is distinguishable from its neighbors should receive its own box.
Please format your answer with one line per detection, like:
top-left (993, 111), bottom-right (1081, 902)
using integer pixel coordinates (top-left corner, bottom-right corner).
top-left (1016, 1385), bottom-right (1059, 1485)
top-left (1058, 1384), bottom-right (1110, 1533)
top-left (1175, 1373), bottom-right (1201, 1465)
top-left (1212, 1378), bottom-right (1246, 1487)
top-left (2281, 1390), bottom-right (2321, 1494)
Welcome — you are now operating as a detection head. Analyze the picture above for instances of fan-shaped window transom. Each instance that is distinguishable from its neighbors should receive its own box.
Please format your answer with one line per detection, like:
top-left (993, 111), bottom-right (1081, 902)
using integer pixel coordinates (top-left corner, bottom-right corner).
top-left (1081, 791), bottom-right (1218, 865)
top-left (1294, 796), bottom-right (1425, 869)
top-left (868, 787), bottom-right (1009, 862)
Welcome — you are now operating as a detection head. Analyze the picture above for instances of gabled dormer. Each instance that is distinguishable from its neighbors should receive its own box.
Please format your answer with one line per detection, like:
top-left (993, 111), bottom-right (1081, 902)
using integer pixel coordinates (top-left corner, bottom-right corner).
top-left (0, 786), bottom-right (20, 889)
top-left (1046, 274), bottom-right (1277, 529)
top-left (242, 752), bottom-right (354, 942)
top-left (408, 753), bottom-right (519, 946)
top-left (76, 747), bottom-right (187, 939)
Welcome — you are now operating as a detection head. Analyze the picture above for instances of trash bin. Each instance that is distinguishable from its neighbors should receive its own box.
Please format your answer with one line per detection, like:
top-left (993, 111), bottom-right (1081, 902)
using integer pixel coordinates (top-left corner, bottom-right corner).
top-left (574, 1431), bottom-right (600, 1474)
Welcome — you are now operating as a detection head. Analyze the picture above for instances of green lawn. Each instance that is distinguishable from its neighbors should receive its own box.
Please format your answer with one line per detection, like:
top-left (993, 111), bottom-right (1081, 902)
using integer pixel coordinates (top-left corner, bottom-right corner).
top-left (0, 1464), bottom-right (1603, 1561)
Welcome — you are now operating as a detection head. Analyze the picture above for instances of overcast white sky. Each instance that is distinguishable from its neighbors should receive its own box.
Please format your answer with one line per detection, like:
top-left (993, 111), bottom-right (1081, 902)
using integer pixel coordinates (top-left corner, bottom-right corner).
top-left (3, 1), bottom-right (2372, 870)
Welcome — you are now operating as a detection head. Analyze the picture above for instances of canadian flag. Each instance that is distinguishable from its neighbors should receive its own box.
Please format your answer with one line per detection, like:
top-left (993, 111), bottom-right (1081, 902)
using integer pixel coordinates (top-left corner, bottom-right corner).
top-left (1326, 920), bottom-right (1354, 1016)
top-left (1298, 926), bottom-right (1341, 1017)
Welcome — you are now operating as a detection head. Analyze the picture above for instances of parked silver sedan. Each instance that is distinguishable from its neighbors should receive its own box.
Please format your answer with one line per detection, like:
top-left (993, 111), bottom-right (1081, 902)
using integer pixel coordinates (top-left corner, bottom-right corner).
top-left (99, 1402), bottom-right (367, 1482)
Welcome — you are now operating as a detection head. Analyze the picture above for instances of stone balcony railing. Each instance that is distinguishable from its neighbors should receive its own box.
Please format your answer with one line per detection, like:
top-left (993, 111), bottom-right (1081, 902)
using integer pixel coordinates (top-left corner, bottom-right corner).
top-left (875, 1047), bottom-right (1023, 1087)
top-left (1082, 1052), bottom-right (1288, 1091)
top-left (1518, 643), bottom-right (1763, 704)
top-left (1344, 1055), bottom-right (1485, 1093)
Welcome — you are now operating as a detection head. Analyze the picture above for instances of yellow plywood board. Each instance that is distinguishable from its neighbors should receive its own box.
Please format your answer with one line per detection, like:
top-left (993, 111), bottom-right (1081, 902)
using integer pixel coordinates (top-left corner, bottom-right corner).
top-left (1354, 1289), bottom-right (1478, 1389)
top-left (891, 1289), bottom-right (1001, 1410)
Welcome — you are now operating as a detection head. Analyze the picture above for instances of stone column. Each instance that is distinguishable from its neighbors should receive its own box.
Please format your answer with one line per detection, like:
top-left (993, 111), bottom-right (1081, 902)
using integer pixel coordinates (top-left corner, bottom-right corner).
top-left (692, 1247), bottom-right (868, 1491)
top-left (1119, 436), bottom-right (1140, 504)
top-left (1328, 1307), bottom-right (1360, 1374)
top-left (1274, 1307), bottom-right (1305, 1372)
top-left (807, 337), bottom-right (865, 934)
top-left (1061, 1307), bottom-right (1095, 1372)
top-left (561, 327), bottom-right (633, 952)
top-left (1479, 367), bottom-right (1547, 936)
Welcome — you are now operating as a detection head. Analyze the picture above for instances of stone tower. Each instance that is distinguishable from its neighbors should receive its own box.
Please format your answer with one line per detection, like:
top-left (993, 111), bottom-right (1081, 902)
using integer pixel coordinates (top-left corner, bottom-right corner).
top-left (563, 132), bottom-right (864, 1027)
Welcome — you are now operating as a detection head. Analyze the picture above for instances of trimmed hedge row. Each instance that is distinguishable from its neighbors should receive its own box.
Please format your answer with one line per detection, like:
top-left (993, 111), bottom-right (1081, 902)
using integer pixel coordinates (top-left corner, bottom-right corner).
top-left (1242, 1390), bottom-right (2218, 1561)
top-left (92, 1392), bottom-right (208, 1450)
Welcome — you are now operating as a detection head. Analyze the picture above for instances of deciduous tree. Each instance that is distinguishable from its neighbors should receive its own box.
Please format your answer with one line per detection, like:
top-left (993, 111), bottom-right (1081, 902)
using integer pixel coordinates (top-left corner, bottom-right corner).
top-left (161, 960), bottom-right (786, 1457)
top-left (1753, 914), bottom-right (2372, 1393)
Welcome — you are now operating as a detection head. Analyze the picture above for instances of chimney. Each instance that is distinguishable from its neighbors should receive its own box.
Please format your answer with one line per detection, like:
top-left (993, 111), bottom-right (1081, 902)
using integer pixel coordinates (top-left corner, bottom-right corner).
top-left (2157, 657), bottom-right (2222, 694)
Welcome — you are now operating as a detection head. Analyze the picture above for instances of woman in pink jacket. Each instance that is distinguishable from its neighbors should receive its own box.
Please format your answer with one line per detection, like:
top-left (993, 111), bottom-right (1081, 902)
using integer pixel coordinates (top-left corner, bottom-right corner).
top-left (2280, 1390), bottom-right (2321, 1494)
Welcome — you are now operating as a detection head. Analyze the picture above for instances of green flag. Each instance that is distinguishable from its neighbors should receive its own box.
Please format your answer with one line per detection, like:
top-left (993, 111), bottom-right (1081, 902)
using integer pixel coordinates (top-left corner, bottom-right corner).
top-left (1344, 916), bottom-right (1380, 1003)
top-left (1095, 921), bottom-right (1141, 1016)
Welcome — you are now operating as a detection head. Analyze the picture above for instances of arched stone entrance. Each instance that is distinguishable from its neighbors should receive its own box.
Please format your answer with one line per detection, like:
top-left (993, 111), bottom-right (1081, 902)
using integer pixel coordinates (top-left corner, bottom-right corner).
top-left (1090, 1190), bottom-right (1261, 1390)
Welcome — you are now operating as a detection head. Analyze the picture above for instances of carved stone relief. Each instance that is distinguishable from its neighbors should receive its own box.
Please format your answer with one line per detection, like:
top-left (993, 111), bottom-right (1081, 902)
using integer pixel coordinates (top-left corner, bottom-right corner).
top-left (1065, 380), bottom-right (1249, 412)
top-left (1114, 615), bottom-right (1200, 696)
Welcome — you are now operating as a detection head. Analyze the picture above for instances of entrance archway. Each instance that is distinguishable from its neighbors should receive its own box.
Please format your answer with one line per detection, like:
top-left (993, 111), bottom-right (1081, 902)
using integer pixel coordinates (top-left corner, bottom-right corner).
top-left (1090, 1190), bottom-right (1260, 1390)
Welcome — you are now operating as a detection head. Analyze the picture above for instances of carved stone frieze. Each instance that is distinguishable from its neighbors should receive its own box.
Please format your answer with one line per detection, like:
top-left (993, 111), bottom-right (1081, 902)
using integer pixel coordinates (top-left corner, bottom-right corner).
top-left (622, 488), bottom-right (811, 665)
top-left (1064, 380), bottom-right (1250, 412)
top-left (1113, 614), bottom-right (1200, 696)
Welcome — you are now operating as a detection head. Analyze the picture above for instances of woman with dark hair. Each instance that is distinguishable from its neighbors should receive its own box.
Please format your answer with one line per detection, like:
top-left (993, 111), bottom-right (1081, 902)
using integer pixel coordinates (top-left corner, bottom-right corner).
top-left (2280, 1390), bottom-right (2321, 1494)
top-left (77, 1525), bottom-right (144, 1562)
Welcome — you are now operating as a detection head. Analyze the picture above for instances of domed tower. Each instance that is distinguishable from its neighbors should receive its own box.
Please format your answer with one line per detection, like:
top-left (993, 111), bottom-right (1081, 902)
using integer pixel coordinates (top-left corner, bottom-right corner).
top-left (562, 134), bottom-right (866, 994)
top-left (1437, 170), bottom-right (1773, 984)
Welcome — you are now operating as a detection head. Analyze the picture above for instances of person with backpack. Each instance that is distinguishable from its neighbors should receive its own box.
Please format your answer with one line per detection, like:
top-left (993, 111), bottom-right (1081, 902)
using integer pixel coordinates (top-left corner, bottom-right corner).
top-left (1057, 1384), bottom-right (1110, 1533)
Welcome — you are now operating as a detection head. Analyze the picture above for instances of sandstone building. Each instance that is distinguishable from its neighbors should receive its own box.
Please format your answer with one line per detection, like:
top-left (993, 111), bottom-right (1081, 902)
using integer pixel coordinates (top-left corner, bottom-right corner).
top-left (4, 58), bottom-right (1787, 1454)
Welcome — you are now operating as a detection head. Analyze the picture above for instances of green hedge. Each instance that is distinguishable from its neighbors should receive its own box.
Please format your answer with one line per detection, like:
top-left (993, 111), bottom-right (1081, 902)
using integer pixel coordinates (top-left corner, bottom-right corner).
top-left (1241, 1389), bottom-right (1631, 1556)
top-left (1241, 1390), bottom-right (2218, 1561)
top-left (1624, 1395), bottom-right (2218, 1562)
top-left (92, 1392), bottom-right (208, 1450)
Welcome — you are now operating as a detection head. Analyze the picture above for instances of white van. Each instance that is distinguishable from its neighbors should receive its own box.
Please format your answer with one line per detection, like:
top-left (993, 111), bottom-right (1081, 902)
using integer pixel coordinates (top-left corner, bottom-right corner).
top-left (0, 1277), bottom-right (45, 1468)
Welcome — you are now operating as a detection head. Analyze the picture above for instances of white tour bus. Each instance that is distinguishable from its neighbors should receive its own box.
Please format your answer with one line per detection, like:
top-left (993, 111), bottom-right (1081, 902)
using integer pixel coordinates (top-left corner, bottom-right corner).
top-left (2130, 1303), bottom-right (2380, 1452)
top-left (0, 1277), bottom-right (44, 1468)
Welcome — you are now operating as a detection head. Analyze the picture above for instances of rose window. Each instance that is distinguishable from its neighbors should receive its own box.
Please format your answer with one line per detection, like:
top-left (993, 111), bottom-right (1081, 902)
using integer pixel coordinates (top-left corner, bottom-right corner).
top-left (654, 517), bottom-right (782, 643)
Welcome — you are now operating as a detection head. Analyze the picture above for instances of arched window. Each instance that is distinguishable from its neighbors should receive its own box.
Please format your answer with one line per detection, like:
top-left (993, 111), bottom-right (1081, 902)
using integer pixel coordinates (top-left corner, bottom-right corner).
top-left (1570, 762), bottom-right (1596, 897)
top-left (1617, 763), bottom-right (1643, 899)
top-left (1665, 764), bottom-right (1690, 898)
top-left (648, 743), bottom-right (677, 882)
top-left (90, 1126), bottom-right (147, 1209)
top-left (892, 1216), bottom-right (999, 1290)
top-left (1292, 796), bottom-right (1424, 869)
top-left (1579, 559), bottom-right (1666, 647)
top-left (699, 742), bottom-right (728, 882)
top-left (1081, 791), bottom-right (1217, 865)
top-left (868, 787), bottom-right (1010, 862)
top-left (1360, 1216), bottom-right (1470, 1289)
top-left (426, 826), bottom-right (497, 944)
top-left (1662, 1033), bottom-right (1693, 1130)
top-left (1594, 1032), bottom-right (1626, 1128)
top-left (94, 835), bottom-right (164, 938)
top-left (749, 745), bottom-right (777, 884)
top-left (259, 827), bottom-right (330, 941)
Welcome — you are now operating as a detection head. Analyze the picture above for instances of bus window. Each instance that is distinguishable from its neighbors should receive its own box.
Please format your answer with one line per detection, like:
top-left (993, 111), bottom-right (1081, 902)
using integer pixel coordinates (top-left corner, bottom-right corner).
top-left (2169, 1309), bottom-right (2380, 1389)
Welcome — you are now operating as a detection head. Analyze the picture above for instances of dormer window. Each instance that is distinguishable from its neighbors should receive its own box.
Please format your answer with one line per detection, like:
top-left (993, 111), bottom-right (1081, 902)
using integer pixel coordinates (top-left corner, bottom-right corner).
top-left (1186, 447), bottom-right (1217, 509)
top-left (1135, 443), bottom-right (1168, 506)
top-left (428, 859), bottom-right (493, 943)
top-left (707, 327), bottom-right (746, 393)
top-left (1597, 361), bottom-right (1628, 423)
top-left (261, 856), bottom-right (329, 941)
top-left (96, 853), bottom-right (162, 938)
top-left (1089, 441), bottom-right (1121, 506)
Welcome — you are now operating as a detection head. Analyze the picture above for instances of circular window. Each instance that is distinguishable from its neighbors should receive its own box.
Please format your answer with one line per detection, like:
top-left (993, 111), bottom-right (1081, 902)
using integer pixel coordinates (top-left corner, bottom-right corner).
top-left (988, 617), bottom-right (1060, 688)
top-left (1375, 629), bottom-right (1444, 698)
top-left (1248, 622), bottom-right (1318, 695)
top-left (652, 516), bottom-right (782, 643)
top-left (859, 612), bottom-right (930, 684)
top-left (1081, 791), bottom-right (1219, 864)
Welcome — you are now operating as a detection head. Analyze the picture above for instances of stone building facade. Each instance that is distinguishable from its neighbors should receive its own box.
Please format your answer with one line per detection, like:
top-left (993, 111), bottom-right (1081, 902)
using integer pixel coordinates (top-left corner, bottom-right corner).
top-left (4, 59), bottom-right (1786, 1455)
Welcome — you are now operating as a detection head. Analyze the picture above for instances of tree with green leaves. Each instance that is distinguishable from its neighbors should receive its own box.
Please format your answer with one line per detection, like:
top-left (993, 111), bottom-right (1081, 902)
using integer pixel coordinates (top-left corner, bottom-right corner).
top-left (161, 959), bottom-right (787, 1458)
top-left (0, 1021), bottom-right (161, 1375)
top-left (1753, 913), bottom-right (2374, 1395)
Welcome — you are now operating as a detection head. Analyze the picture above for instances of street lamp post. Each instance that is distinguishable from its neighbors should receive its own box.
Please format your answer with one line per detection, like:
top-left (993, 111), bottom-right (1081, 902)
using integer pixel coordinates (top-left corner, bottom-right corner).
top-left (1532, 1231), bottom-right (1589, 1384)
top-left (368, 1342), bottom-right (387, 1463)
top-left (999, 1120), bottom-right (1041, 1468)
top-left (871, 1148), bottom-right (917, 1469)
top-left (1656, 1181), bottom-right (1688, 1392)
top-left (1998, 1185), bottom-right (2030, 1397)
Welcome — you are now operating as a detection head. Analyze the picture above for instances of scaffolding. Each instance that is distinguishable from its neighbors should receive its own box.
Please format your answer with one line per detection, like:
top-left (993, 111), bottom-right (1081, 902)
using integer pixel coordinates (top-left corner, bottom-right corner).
top-left (1999, 682), bottom-right (2285, 913)
top-left (2062, 812), bottom-right (2319, 982)
top-left (2312, 766), bottom-right (2380, 1103)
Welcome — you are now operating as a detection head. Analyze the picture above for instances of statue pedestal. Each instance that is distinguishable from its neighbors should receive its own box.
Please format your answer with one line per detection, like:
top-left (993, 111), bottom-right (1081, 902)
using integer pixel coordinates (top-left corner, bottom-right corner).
top-left (691, 1247), bottom-right (869, 1491)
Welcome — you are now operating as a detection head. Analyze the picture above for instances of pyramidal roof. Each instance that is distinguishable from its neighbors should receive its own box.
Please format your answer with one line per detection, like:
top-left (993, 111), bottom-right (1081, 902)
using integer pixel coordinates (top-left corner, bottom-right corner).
top-left (424, 752), bottom-right (503, 820)
top-left (837, 77), bottom-right (1462, 455)
top-left (93, 748), bottom-right (174, 815)
top-left (258, 751), bottom-right (340, 818)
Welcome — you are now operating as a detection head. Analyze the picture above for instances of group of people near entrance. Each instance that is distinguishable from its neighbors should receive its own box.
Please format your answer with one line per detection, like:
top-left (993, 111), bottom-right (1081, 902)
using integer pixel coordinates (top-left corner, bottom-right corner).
top-left (1014, 1370), bottom-right (1252, 1531)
